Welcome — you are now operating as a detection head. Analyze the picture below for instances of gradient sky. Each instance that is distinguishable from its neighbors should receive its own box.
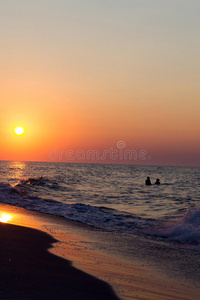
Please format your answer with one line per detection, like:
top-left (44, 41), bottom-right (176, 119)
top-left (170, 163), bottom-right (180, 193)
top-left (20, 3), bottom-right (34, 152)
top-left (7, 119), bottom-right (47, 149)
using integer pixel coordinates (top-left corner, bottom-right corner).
top-left (0, 0), bottom-right (200, 166)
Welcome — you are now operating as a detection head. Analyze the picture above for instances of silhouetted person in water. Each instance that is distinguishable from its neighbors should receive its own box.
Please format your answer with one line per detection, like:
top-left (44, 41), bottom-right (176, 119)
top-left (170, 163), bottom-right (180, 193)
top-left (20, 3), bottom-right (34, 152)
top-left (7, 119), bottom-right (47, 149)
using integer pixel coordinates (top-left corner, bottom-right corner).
top-left (155, 178), bottom-right (160, 185)
top-left (145, 176), bottom-right (152, 185)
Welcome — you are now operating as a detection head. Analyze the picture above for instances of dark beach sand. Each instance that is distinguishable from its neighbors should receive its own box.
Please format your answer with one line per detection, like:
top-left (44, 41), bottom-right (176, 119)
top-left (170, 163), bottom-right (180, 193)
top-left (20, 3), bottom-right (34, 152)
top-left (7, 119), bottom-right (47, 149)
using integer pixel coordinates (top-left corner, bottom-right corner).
top-left (0, 205), bottom-right (200, 300)
top-left (0, 222), bottom-right (120, 300)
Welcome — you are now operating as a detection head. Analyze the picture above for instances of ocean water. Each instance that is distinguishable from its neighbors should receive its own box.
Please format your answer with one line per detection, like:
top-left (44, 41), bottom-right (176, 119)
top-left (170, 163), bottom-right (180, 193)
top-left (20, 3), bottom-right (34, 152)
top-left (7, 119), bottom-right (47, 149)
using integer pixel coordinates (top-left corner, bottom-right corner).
top-left (0, 161), bottom-right (200, 250)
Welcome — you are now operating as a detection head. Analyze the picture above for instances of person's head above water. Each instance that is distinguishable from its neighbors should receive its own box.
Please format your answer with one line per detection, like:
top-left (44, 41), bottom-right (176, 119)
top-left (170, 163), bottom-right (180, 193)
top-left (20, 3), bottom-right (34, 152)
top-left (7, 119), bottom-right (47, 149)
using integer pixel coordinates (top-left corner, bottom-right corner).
top-left (155, 178), bottom-right (160, 184)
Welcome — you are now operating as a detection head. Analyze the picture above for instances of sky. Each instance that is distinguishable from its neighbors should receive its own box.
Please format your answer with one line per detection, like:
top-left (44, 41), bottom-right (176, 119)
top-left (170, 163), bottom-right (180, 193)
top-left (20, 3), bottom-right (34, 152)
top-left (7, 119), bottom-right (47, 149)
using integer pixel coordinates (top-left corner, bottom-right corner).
top-left (0, 0), bottom-right (200, 167)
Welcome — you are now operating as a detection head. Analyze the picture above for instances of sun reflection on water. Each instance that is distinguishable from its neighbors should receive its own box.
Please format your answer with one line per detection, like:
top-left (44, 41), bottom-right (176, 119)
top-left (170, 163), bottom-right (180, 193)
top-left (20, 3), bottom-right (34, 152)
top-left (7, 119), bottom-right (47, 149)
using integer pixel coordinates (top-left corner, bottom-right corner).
top-left (0, 213), bottom-right (13, 223)
top-left (7, 161), bottom-right (26, 184)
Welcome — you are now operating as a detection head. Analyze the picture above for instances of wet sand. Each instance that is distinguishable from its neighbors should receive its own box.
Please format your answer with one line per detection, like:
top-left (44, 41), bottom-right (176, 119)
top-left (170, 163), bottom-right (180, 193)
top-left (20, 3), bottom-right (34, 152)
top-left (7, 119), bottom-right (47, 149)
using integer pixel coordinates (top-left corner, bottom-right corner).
top-left (50, 229), bottom-right (200, 300)
top-left (0, 204), bottom-right (200, 300)
top-left (0, 222), bottom-right (119, 300)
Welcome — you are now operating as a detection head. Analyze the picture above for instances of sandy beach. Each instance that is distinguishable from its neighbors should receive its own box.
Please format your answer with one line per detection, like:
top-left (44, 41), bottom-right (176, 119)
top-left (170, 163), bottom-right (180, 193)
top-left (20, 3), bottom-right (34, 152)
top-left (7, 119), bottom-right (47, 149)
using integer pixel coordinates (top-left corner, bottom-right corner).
top-left (0, 204), bottom-right (200, 300)
top-left (0, 221), bottom-right (119, 300)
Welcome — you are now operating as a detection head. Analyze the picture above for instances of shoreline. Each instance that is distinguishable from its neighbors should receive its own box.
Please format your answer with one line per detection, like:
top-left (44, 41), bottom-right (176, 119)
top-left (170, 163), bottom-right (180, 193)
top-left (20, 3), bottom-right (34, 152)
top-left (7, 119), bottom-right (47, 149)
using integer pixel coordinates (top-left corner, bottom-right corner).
top-left (0, 222), bottom-right (119, 300)
top-left (0, 204), bottom-right (200, 299)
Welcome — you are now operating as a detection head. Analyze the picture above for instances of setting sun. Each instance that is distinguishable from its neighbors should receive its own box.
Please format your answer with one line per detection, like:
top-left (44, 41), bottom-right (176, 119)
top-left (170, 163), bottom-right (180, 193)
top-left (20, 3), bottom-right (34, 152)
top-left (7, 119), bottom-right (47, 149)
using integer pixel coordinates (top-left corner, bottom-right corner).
top-left (14, 127), bottom-right (24, 136)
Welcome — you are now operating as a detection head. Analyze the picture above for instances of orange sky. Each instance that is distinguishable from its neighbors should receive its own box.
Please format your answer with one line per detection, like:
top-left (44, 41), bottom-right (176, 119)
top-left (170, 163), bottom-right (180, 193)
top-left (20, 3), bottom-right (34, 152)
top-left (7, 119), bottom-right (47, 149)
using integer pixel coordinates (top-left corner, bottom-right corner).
top-left (0, 1), bottom-right (200, 167)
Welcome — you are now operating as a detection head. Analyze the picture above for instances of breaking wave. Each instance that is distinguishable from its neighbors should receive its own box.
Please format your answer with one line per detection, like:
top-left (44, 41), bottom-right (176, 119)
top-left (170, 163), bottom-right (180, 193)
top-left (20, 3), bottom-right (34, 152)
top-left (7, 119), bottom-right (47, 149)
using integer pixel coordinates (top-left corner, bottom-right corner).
top-left (155, 206), bottom-right (200, 247)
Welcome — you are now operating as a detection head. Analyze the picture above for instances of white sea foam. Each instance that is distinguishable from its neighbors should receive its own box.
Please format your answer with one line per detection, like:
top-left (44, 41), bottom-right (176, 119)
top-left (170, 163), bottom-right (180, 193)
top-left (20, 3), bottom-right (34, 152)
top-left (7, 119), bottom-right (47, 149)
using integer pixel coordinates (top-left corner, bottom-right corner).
top-left (155, 206), bottom-right (200, 247)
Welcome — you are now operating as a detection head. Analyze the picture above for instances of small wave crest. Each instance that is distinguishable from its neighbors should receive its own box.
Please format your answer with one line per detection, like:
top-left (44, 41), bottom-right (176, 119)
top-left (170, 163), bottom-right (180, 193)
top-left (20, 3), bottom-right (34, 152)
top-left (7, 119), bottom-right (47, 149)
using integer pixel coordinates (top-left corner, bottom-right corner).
top-left (18, 176), bottom-right (47, 186)
top-left (16, 176), bottom-right (60, 193)
top-left (155, 206), bottom-right (200, 247)
top-left (0, 182), bottom-right (21, 196)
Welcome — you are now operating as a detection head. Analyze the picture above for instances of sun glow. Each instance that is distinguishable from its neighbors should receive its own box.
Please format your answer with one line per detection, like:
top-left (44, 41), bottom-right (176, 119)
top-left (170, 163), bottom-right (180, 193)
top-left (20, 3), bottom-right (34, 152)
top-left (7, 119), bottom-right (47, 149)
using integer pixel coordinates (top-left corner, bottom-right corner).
top-left (14, 126), bottom-right (24, 136)
top-left (0, 213), bottom-right (13, 223)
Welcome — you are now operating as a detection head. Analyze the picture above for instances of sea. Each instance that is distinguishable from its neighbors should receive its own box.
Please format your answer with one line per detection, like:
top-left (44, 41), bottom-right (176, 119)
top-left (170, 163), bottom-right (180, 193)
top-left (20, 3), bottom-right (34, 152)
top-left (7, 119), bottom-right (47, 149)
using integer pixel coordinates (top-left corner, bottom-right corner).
top-left (0, 161), bottom-right (200, 283)
top-left (0, 161), bottom-right (200, 244)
